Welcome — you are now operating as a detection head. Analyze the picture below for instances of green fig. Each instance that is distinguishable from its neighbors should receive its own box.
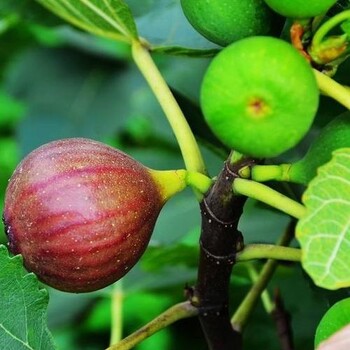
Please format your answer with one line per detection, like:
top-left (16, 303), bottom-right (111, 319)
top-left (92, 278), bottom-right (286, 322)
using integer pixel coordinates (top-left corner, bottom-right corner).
top-left (315, 298), bottom-right (350, 348)
top-left (181, 0), bottom-right (282, 47)
top-left (264, 0), bottom-right (337, 19)
top-left (201, 36), bottom-right (319, 158)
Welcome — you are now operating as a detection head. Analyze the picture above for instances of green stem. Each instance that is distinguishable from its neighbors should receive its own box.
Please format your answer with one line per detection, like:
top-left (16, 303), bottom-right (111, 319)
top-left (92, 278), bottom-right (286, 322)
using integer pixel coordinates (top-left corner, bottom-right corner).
top-left (246, 263), bottom-right (274, 314)
top-left (312, 10), bottom-right (350, 48)
top-left (231, 222), bottom-right (295, 330)
top-left (232, 178), bottom-right (306, 219)
top-left (236, 244), bottom-right (301, 263)
top-left (186, 171), bottom-right (213, 197)
top-left (251, 164), bottom-right (292, 182)
top-left (314, 68), bottom-right (350, 109)
top-left (109, 282), bottom-right (123, 346)
top-left (107, 301), bottom-right (198, 350)
top-left (131, 40), bottom-right (207, 175)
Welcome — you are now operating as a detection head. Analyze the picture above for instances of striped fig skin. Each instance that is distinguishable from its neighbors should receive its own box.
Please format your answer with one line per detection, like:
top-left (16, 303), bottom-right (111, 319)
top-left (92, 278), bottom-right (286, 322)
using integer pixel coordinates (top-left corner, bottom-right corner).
top-left (3, 138), bottom-right (163, 293)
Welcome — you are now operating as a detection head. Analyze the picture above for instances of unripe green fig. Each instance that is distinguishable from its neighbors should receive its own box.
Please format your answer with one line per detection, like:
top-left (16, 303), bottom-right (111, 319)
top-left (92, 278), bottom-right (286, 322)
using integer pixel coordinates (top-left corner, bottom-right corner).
top-left (181, 0), bottom-right (282, 47)
top-left (2, 138), bottom-right (186, 293)
top-left (289, 112), bottom-right (350, 184)
top-left (201, 36), bottom-right (319, 158)
top-left (264, 0), bottom-right (337, 19)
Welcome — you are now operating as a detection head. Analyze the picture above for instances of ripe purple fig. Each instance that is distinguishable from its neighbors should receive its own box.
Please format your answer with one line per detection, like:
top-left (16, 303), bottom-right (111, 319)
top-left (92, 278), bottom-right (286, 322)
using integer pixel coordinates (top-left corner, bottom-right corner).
top-left (3, 138), bottom-right (186, 293)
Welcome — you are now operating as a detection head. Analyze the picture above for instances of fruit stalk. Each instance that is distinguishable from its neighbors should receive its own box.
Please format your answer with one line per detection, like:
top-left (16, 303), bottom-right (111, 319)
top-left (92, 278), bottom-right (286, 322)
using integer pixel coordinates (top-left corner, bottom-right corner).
top-left (131, 39), bottom-right (207, 177)
top-left (189, 153), bottom-right (256, 350)
top-left (313, 69), bottom-right (350, 110)
top-left (233, 178), bottom-right (306, 219)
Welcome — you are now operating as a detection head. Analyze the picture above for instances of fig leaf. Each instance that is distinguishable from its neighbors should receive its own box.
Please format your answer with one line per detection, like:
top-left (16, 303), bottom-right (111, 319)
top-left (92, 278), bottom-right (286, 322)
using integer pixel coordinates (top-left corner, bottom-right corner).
top-left (296, 148), bottom-right (350, 290)
top-left (0, 245), bottom-right (55, 350)
top-left (35, 0), bottom-right (138, 42)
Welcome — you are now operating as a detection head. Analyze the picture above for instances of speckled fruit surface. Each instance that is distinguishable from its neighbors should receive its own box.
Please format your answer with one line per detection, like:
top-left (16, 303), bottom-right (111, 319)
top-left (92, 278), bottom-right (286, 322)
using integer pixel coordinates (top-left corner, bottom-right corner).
top-left (201, 36), bottom-right (319, 158)
top-left (3, 138), bottom-right (162, 292)
top-left (181, 0), bottom-right (279, 46)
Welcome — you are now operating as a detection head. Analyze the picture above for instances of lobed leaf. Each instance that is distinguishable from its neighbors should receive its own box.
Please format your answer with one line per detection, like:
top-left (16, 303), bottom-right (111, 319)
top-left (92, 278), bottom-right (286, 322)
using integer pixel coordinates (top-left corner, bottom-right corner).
top-left (35, 0), bottom-right (138, 42)
top-left (296, 148), bottom-right (350, 290)
top-left (0, 245), bottom-right (55, 350)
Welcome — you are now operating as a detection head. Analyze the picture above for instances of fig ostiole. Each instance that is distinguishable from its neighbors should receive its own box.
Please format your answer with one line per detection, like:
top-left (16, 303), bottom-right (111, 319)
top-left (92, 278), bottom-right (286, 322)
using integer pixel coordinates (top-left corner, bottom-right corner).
top-left (2, 138), bottom-right (187, 293)
top-left (201, 36), bottom-right (319, 158)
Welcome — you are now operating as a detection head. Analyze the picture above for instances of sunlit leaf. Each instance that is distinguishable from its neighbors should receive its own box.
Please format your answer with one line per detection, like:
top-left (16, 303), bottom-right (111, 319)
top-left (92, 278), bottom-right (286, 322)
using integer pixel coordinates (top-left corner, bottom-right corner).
top-left (35, 0), bottom-right (138, 42)
top-left (296, 148), bottom-right (350, 290)
top-left (0, 245), bottom-right (56, 350)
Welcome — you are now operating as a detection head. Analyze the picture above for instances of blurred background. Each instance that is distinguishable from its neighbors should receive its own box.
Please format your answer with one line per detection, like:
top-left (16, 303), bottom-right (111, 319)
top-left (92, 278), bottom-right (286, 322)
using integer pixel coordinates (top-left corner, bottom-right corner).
top-left (1, 1), bottom-right (349, 349)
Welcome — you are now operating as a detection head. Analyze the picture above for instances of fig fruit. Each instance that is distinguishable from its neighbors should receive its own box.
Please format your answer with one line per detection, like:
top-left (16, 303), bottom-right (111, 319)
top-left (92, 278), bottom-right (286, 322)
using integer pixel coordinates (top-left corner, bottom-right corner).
top-left (315, 298), bottom-right (350, 348)
top-left (201, 36), bottom-right (319, 158)
top-left (289, 112), bottom-right (350, 184)
top-left (3, 138), bottom-right (186, 292)
top-left (181, 0), bottom-right (281, 47)
top-left (264, 0), bottom-right (337, 19)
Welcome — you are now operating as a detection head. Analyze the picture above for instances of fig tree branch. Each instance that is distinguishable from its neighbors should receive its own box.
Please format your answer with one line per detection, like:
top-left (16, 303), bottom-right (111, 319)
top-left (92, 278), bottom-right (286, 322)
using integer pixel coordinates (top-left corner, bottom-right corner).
top-left (189, 153), bottom-right (256, 350)
top-left (107, 301), bottom-right (198, 350)
top-left (271, 289), bottom-right (295, 350)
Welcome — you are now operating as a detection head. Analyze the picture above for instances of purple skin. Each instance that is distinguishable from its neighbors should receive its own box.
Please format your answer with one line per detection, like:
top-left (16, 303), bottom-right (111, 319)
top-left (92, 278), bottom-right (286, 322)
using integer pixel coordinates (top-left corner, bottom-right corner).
top-left (3, 138), bottom-right (162, 293)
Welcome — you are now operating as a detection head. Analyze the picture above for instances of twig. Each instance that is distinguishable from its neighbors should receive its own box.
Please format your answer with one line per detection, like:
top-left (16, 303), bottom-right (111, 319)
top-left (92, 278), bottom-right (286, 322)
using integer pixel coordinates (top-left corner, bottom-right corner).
top-left (190, 153), bottom-right (257, 350)
top-left (107, 301), bottom-right (198, 350)
top-left (271, 289), bottom-right (295, 350)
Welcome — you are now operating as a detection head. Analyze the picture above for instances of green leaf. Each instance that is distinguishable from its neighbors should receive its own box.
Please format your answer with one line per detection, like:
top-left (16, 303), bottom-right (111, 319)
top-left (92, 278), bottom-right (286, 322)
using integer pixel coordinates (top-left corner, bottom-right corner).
top-left (126, 0), bottom-right (220, 56)
top-left (0, 245), bottom-right (56, 350)
top-left (296, 148), bottom-right (350, 290)
top-left (315, 297), bottom-right (350, 348)
top-left (141, 244), bottom-right (199, 272)
top-left (35, 0), bottom-right (138, 42)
